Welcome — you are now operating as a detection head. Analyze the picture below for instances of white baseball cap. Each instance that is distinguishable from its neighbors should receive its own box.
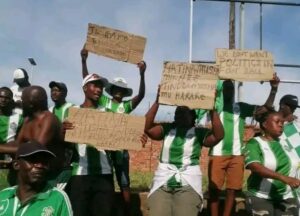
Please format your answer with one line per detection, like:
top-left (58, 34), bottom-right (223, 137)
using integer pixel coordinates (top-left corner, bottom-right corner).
top-left (82, 73), bottom-right (108, 87)
top-left (13, 68), bottom-right (28, 81)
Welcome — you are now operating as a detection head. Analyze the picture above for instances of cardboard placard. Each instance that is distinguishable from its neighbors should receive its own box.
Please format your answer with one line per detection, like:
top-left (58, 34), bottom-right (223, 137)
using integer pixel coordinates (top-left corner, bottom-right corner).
top-left (65, 107), bottom-right (145, 151)
top-left (159, 62), bottom-right (219, 109)
top-left (216, 48), bottom-right (274, 81)
top-left (85, 23), bottom-right (147, 64)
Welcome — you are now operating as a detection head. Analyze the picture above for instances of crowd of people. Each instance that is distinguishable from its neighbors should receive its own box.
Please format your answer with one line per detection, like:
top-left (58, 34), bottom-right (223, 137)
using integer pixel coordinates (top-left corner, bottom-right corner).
top-left (0, 47), bottom-right (300, 216)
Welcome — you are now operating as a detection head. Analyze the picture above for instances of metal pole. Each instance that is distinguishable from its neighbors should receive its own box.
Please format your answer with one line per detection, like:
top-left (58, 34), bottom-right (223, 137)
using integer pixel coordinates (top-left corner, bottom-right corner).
top-left (192, 60), bottom-right (300, 69)
top-left (229, 0), bottom-right (237, 101)
top-left (229, 0), bottom-right (236, 49)
top-left (260, 1), bottom-right (263, 49)
top-left (237, 2), bottom-right (245, 102)
top-left (239, 3), bottom-right (245, 50)
top-left (189, 0), bottom-right (194, 63)
top-left (197, 0), bottom-right (300, 7)
top-left (280, 80), bottom-right (300, 84)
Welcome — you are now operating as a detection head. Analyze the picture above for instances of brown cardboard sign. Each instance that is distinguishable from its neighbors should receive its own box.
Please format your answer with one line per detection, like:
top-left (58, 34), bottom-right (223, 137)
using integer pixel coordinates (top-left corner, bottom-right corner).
top-left (85, 23), bottom-right (147, 64)
top-left (159, 62), bottom-right (219, 109)
top-left (216, 48), bottom-right (274, 81)
top-left (65, 107), bottom-right (145, 150)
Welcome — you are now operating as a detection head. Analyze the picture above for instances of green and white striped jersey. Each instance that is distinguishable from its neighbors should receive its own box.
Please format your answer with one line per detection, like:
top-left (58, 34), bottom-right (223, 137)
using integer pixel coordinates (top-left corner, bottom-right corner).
top-left (71, 105), bottom-right (113, 175)
top-left (244, 137), bottom-right (299, 200)
top-left (71, 143), bottom-right (113, 175)
top-left (0, 113), bottom-right (23, 160)
top-left (0, 113), bottom-right (23, 143)
top-left (210, 102), bottom-right (255, 156)
top-left (0, 185), bottom-right (73, 216)
top-left (49, 102), bottom-right (73, 122)
top-left (160, 124), bottom-right (209, 188)
top-left (98, 94), bottom-right (133, 164)
top-left (280, 119), bottom-right (300, 158)
top-left (98, 95), bottom-right (132, 114)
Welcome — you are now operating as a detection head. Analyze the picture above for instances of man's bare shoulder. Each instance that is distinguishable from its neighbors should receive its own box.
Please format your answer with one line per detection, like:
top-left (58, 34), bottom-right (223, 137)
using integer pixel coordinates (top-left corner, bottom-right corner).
top-left (37, 111), bottom-right (60, 125)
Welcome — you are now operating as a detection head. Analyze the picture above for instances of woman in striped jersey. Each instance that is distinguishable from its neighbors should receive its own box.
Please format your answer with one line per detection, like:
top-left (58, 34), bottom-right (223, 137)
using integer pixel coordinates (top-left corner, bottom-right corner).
top-left (244, 108), bottom-right (300, 216)
top-left (145, 89), bottom-right (224, 216)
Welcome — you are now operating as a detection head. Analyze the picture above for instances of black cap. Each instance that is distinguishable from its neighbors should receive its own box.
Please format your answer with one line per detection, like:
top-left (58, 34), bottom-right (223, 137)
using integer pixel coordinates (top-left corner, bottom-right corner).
top-left (16, 140), bottom-right (56, 159)
top-left (49, 81), bottom-right (68, 93)
top-left (280, 95), bottom-right (300, 108)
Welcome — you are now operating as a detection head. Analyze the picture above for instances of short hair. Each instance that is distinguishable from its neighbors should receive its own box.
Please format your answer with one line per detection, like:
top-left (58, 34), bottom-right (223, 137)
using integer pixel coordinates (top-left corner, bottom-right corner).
top-left (0, 87), bottom-right (13, 98)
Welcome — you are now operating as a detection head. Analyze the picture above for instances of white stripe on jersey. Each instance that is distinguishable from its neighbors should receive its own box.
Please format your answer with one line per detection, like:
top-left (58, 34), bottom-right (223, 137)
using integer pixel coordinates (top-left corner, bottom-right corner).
top-left (76, 143), bottom-right (87, 175)
top-left (7, 114), bottom-right (20, 142)
top-left (256, 137), bottom-right (276, 198)
top-left (49, 106), bottom-right (54, 112)
top-left (182, 128), bottom-right (196, 166)
top-left (233, 108), bottom-right (241, 155)
top-left (160, 129), bottom-right (176, 163)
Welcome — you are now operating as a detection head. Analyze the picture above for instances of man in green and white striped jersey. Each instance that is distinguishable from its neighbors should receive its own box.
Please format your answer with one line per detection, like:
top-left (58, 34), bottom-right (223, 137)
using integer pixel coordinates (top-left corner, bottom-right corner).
top-left (278, 95), bottom-right (300, 215)
top-left (0, 87), bottom-right (23, 185)
top-left (80, 47), bottom-right (146, 216)
top-left (279, 95), bottom-right (300, 158)
top-left (64, 73), bottom-right (114, 216)
top-left (0, 87), bottom-right (23, 153)
top-left (48, 81), bottom-right (74, 189)
top-left (209, 76), bottom-right (279, 216)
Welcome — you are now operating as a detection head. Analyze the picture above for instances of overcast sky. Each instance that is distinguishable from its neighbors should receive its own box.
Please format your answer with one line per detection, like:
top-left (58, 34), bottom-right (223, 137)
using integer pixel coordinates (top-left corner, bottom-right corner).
top-left (1, 0), bottom-right (299, 120)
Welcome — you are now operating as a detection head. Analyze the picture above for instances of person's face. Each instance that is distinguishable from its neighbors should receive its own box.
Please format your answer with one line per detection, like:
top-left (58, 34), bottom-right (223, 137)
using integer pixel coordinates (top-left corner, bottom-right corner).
top-left (174, 106), bottom-right (195, 128)
top-left (50, 86), bottom-right (66, 103)
top-left (15, 78), bottom-right (28, 87)
top-left (279, 103), bottom-right (296, 117)
top-left (84, 81), bottom-right (103, 102)
top-left (263, 113), bottom-right (284, 138)
top-left (16, 154), bottom-right (50, 186)
top-left (223, 81), bottom-right (234, 100)
top-left (0, 89), bottom-right (13, 110)
top-left (111, 86), bottom-right (126, 101)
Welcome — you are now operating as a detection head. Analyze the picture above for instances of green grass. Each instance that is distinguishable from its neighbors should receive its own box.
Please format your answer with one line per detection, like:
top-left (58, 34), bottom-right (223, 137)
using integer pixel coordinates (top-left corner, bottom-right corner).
top-left (0, 170), bottom-right (9, 190)
top-left (0, 170), bottom-right (250, 194)
top-left (128, 171), bottom-right (249, 193)
top-left (114, 171), bottom-right (154, 192)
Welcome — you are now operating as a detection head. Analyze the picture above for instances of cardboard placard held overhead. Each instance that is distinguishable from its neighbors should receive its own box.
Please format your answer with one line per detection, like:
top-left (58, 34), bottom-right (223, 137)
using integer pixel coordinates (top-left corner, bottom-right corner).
top-left (159, 62), bottom-right (219, 110)
top-left (65, 107), bottom-right (145, 151)
top-left (85, 23), bottom-right (147, 64)
top-left (216, 48), bottom-right (274, 81)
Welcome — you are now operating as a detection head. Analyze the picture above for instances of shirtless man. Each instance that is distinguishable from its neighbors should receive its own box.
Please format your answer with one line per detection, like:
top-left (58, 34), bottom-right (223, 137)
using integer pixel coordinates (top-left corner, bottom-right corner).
top-left (0, 86), bottom-right (65, 181)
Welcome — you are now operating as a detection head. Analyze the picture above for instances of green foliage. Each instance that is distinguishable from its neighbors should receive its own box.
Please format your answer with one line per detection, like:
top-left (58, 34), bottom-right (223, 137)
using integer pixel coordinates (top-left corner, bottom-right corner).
top-left (114, 171), bottom-right (154, 192)
top-left (122, 172), bottom-right (244, 193)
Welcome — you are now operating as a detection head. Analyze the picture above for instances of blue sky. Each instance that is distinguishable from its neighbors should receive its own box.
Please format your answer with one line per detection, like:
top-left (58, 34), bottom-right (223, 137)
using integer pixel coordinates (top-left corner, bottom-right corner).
top-left (1, 0), bottom-right (299, 120)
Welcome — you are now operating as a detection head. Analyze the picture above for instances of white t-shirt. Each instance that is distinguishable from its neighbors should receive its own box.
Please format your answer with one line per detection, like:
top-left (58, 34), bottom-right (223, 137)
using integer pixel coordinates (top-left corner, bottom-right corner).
top-left (10, 84), bottom-right (24, 114)
top-left (10, 84), bottom-right (24, 102)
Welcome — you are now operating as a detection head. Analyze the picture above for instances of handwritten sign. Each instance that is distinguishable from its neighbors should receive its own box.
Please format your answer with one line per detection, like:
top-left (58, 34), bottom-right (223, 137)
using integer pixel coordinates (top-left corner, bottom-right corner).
top-left (216, 48), bottom-right (274, 81)
top-left (85, 23), bottom-right (147, 64)
top-left (159, 62), bottom-right (219, 109)
top-left (65, 107), bottom-right (145, 151)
